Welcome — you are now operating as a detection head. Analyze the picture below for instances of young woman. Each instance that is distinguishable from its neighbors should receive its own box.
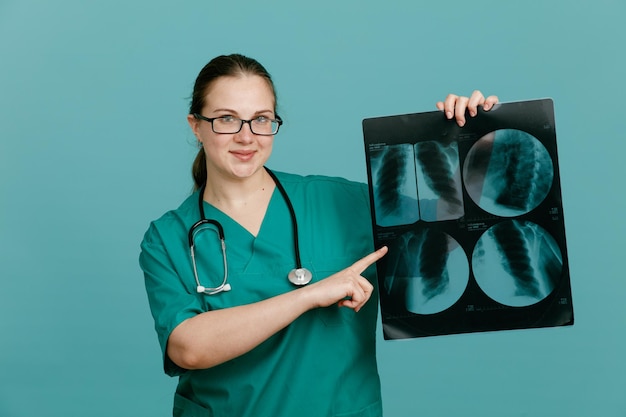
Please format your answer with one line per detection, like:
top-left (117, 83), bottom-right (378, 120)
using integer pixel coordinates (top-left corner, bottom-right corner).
top-left (139, 53), bottom-right (497, 417)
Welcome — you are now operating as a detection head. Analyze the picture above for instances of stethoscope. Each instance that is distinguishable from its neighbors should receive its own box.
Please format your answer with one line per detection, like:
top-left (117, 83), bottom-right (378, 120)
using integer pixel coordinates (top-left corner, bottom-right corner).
top-left (187, 167), bottom-right (313, 295)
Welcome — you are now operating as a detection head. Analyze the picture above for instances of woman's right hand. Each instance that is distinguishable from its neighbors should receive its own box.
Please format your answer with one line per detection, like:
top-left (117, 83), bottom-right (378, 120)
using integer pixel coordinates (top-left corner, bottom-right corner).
top-left (303, 246), bottom-right (388, 313)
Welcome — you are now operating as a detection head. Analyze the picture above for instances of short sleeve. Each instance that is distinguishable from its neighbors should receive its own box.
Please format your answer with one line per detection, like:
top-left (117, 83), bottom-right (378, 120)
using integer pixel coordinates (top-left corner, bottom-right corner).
top-left (139, 222), bottom-right (204, 377)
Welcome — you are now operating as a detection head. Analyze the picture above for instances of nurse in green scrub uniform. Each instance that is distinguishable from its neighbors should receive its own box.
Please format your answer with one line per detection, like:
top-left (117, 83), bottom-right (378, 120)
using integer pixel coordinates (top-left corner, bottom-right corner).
top-left (139, 54), bottom-right (498, 417)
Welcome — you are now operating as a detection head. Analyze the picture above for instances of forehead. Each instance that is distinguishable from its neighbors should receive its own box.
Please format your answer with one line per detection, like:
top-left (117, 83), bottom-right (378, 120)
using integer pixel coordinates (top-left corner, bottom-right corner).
top-left (203, 75), bottom-right (275, 111)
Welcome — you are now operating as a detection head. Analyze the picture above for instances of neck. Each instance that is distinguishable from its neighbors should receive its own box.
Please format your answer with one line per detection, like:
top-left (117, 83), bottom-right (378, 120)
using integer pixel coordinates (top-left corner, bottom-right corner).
top-left (202, 167), bottom-right (275, 211)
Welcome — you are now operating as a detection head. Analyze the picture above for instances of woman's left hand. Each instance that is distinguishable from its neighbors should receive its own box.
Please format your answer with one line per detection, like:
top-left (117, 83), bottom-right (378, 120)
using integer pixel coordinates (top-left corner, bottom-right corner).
top-left (436, 90), bottom-right (499, 127)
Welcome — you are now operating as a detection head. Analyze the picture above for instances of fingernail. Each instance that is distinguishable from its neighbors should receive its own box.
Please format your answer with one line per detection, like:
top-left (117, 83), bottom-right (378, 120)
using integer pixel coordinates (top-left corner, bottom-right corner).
top-left (469, 111), bottom-right (476, 117)
top-left (446, 112), bottom-right (452, 119)
top-left (458, 120), bottom-right (465, 127)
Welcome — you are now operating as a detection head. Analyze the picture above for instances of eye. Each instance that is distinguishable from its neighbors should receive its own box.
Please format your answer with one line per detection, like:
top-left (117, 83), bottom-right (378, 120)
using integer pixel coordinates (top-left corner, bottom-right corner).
top-left (254, 116), bottom-right (270, 124)
top-left (219, 115), bottom-right (238, 123)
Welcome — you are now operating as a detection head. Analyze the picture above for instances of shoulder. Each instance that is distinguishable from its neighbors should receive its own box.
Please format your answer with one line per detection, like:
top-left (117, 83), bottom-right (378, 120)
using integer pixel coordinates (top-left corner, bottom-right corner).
top-left (270, 169), bottom-right (372, 233)
top-left (141, 192), bottom-right (200, 245)
top-left (271, 170), bottom-right (368, 200)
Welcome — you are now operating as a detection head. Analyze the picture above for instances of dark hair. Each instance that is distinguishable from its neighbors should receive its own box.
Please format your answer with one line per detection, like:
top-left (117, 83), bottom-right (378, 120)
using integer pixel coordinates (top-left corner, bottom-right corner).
top-left (190, 54), bottom-right (277, 190)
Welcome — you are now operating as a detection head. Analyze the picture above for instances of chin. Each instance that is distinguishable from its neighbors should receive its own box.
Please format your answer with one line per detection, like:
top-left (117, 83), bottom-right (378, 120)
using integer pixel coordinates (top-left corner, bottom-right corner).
top-left (229, 164), bottom-right (265, 179)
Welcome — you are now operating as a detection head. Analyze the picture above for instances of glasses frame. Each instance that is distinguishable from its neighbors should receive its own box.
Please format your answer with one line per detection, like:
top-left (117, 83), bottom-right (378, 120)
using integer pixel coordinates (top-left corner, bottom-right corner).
top-left (193, 113), bottom-right (283, 136)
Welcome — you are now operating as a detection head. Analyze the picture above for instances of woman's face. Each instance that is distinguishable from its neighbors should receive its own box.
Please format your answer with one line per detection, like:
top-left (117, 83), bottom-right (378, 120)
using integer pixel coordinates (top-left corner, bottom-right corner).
top-left (188, 74), bottom-right (276, 182)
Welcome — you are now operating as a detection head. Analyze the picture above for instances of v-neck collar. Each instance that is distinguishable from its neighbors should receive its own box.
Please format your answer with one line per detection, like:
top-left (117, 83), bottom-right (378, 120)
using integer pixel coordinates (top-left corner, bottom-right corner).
top-left (199, 186), bottom-right (280, 240)
top-left (199, 187), bottom-right (293, 274)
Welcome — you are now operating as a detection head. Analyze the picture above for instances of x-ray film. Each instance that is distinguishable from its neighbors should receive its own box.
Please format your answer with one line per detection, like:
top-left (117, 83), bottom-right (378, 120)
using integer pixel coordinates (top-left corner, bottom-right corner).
top-left (362, 99), bottom-right (573, 340)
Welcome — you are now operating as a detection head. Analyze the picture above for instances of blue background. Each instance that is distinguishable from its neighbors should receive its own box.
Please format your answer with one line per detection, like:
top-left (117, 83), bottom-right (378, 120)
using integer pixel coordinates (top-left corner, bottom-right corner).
top-left (1, 1), bottom-right (624, 416)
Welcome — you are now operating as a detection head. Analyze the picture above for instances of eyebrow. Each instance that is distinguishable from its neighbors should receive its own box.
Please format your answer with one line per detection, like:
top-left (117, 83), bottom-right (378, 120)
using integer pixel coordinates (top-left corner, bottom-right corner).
top-left (211, 108), bottom-right (274, 116)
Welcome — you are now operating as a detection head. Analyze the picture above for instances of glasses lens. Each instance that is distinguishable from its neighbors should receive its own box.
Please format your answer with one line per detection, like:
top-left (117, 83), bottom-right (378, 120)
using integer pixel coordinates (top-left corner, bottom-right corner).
top-left (251, 118), bottom-right (279, 135)
top-left (212, 117), bottom-right (242, 134)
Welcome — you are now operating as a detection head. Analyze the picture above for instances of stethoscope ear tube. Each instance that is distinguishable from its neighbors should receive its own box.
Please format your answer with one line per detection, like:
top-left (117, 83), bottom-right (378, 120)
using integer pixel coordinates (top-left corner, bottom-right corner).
top-left (189, 211), bottom-right (230, 294)
top-left (188, 219), bottom-right (225, 247)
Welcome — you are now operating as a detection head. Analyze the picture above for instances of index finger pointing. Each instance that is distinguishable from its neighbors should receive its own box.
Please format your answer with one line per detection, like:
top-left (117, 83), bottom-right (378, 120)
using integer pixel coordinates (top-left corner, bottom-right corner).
top-left (351, 246), bottom-right (388, 274)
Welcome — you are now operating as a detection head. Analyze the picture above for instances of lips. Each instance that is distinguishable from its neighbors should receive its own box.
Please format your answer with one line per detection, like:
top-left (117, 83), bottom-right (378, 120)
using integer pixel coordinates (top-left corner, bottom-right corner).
top-left (230, 149), bottom-right (256, 161)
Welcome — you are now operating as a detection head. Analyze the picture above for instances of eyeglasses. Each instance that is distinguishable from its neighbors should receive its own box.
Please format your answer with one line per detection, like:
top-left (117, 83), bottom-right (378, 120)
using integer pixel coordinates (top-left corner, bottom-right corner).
top-left (193, 113), bottom-right (282, 135)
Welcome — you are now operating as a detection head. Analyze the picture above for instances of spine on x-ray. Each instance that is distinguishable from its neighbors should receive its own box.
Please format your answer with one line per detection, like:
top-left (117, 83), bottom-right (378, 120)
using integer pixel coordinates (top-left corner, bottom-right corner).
top-left (492, 130), bottom-right (548, 212)
top-left (490, 220), bottom-right (541, 299)
top-left (375, 145), bottom-right (408, 217)
top-left (385, 228), bottom-right (450, 300)
top-left (415, 141), bottom-right (462, 209)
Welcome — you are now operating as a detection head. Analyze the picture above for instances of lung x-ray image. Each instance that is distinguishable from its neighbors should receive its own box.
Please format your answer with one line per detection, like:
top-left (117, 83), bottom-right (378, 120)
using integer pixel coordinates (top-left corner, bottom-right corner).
top-left (363, 99), bottom-right (573, 340)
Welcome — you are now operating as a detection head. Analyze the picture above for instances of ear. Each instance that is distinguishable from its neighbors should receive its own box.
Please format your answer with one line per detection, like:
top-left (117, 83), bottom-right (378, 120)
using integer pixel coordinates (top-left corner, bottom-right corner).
top-left (187, 114), bottom-right (201, 137)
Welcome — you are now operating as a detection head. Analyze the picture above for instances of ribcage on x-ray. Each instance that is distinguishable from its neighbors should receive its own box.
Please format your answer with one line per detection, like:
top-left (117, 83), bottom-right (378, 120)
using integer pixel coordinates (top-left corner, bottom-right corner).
top-left (372, 144), bottom-right (419, 227)
top-left (463, 129), bottom-right (554, 217)
top-left (414, 140), bottom-right (464, 221)
top-left (472, 220), bottom-right (562, 307)
top-left (385, 226), bottom-right (469, 315)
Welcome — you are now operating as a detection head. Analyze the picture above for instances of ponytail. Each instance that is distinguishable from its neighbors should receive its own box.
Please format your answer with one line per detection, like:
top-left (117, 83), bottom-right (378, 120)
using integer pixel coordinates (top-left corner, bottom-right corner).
top-left (192, 148), bottom-right (207, 191)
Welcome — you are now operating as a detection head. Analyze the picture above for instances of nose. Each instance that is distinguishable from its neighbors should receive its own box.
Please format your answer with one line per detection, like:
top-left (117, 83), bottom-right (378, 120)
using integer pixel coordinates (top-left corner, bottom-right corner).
top-left (235, 121), bottom-right (255, 143)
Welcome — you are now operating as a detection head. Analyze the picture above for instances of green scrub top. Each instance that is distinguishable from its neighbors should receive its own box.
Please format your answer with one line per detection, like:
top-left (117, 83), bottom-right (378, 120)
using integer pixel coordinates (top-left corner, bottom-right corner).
top-left (140, 171), bottom-right (383, 417)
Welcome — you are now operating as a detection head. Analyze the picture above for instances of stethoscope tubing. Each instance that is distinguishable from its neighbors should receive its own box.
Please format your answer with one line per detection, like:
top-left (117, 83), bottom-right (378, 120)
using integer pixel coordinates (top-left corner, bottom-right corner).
top-left (264, 168), bottom-right (304, 271)
top-left (189, 219), bottom-right (229, 294)
top-left (188, 167), bottom-right (310, 294)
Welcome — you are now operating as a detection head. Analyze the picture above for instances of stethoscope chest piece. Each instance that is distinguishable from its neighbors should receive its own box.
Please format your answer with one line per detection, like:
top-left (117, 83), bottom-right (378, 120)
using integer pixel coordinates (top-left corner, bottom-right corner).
top-left (288, 268), bottom-right (313, 286)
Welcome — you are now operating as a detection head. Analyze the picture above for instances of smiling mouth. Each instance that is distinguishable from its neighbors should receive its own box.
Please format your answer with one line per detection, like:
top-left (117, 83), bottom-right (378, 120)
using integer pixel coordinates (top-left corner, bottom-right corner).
top-left (231, 150), bottom-right (256, 160)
